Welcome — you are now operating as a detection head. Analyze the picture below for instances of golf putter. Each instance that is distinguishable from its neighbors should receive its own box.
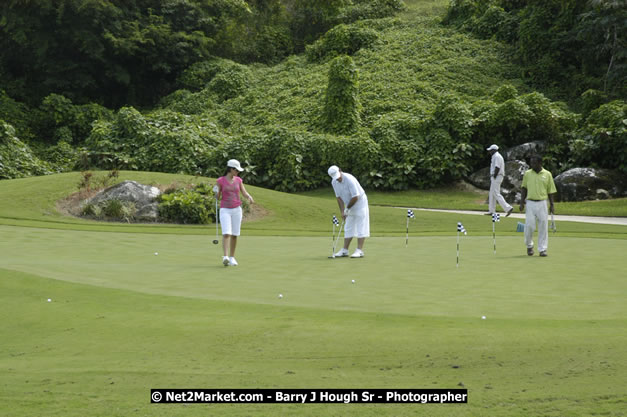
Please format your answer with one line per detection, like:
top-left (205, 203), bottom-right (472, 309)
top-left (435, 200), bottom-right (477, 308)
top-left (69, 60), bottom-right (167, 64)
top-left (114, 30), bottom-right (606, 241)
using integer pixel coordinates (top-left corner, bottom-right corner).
top-left (551, 213), bottom-right (556, 233)
top-left (213, 185), bottom-right (219, 244)
top-left (329, 220), bottom-right (344, 258)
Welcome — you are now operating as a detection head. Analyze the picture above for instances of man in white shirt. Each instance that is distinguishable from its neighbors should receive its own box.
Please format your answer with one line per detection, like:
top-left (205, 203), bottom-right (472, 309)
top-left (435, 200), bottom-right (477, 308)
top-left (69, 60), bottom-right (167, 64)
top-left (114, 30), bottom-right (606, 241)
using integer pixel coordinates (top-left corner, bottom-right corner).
top-left (486, 144), bottom-right (513, 216)
top-left (328, 165), bottom-right (370, 258)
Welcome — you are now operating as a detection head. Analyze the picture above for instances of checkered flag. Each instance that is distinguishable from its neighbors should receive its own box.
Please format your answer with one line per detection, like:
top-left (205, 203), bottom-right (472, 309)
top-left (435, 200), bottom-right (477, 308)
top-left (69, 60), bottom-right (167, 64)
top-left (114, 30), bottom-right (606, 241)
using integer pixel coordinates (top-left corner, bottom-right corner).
top-left (332, 215), bottom-right (340, 226)
top-left (405, 209), bottom-right (415, 247)
top-left (457, 222), bottom-right (467, 235)
top-left (492, 213), bottom-right (500, 222)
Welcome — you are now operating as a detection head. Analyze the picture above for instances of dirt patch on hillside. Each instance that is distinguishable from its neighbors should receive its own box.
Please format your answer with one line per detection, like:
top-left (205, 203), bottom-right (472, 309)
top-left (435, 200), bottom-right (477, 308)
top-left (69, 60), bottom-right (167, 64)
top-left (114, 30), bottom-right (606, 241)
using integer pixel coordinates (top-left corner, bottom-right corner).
top-left (56, 189), bottom-right (100, 218)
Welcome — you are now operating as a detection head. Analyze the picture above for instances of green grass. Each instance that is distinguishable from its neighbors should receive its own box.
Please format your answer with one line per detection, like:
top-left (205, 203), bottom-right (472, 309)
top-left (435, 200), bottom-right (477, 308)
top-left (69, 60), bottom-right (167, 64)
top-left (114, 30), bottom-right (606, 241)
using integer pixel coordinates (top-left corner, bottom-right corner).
top-left (1, 172), bottom-right (626, 238)
top-left (297, 186), bottom-right (627, 217)
top-left (0, 172), bottom-right (626, 417)
top-left (1, 226), bottom-right (626, 416)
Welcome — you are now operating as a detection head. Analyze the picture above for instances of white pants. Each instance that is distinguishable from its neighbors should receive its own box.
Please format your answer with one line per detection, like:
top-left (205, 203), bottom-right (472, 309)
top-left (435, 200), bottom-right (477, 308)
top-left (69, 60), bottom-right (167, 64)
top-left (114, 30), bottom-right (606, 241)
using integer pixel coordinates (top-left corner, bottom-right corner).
top-left (345, 202), bottom-right (370, 238)
top-left (525, 200), bottom-right (549, 252)
top-left (489, 176), bottom-right (513, 213)
top-left (220, 206), bottom-right (242, 236)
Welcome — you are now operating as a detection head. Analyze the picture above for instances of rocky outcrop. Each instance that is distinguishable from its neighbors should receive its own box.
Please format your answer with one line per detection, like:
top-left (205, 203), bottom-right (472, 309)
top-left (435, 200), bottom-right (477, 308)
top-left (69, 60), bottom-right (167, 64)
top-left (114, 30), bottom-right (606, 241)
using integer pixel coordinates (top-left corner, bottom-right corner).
top-left (504, 141), bottom-right (546, 162)
top-left (468, 160), bottom-right (529, 203)
top-left (469, 142), bottom-right (626, 203)
top-left (86, 180), bottom-right (161, 220)
top-left (554, 168), bottom-right (627, 202)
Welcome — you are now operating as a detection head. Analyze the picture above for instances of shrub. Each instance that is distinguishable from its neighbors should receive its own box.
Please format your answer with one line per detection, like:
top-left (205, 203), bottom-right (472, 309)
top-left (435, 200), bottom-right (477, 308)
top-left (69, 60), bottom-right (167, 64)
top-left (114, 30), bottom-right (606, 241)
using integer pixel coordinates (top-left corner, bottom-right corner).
top-left (38, 94), bottom-right (113, 144)
top-left (0, 120), bottom-right (52, 179)
top-left (158, 184), bottom-right (217, 224)
top-left (0, 90), bottom-right (35, 142)
top-left (177, 57), bottom-right (239, 91)
top-left (203, 126), bottom-right (378, 192)
top-left (368, 113), bottom-right (423, 190)
top-left (102, 199), bottom-right (135, 221)
top-left (570, 100), bottom-right (627, 174)
top-left (339, 0), bottom-right (406, 23)
top-left (492, 84), bottom-right (518, 103)
top-left (85, 107), bottom-right (223, 174)
top-left (38, 140), bottom-right (80, 172)
top-left (81, 203), bottom-right (102, 218)
top-left (432, 94), bottom-right (473, 142)
top-left (579, 89), bottom-right (609, 117)
top-left (306, 23), bottom-right (379, 62)
top-left (323, 55), bottom-right (361, 135)
top-left (207, 64), bottom-right (251, 102)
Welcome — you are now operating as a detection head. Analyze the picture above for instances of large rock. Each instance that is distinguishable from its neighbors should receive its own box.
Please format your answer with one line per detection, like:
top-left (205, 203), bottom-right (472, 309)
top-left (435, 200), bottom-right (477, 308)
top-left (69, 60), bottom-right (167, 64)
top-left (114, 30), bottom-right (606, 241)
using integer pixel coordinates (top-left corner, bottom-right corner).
top-left (86, 180), bottom-right (161, 220)
top-left (504, 141), bottom-right (546, 162)
top-left (468, 160), bottom-right (529, 203)
top-left (554, 168), bottom-right (627, 202)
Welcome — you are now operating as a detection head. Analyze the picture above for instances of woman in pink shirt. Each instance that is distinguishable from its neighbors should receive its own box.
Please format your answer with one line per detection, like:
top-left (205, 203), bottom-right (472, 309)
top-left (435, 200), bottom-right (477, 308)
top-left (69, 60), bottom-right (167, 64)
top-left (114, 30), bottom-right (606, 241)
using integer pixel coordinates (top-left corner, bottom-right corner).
top-left (216, 159), bottom-right (254, 266)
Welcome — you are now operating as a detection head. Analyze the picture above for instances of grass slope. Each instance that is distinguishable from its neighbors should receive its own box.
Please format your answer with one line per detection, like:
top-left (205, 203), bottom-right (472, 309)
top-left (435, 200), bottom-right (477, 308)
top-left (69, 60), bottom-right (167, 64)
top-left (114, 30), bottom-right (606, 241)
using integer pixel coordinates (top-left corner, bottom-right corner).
top-left (0, 172), bottom-right (625, 237)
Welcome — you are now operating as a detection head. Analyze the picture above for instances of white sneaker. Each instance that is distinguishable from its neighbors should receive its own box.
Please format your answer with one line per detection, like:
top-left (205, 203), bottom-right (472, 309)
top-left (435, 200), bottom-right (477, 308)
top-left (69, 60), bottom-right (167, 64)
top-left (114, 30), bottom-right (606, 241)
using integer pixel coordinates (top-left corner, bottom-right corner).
top-left (222, 256), bottom-right (230, 266)
top-left (229, 257), bottom-right (238, 266)
top-left (350, 249), bottom-right (364, 258)
top-left (334, 249), bottom-right (349, 257)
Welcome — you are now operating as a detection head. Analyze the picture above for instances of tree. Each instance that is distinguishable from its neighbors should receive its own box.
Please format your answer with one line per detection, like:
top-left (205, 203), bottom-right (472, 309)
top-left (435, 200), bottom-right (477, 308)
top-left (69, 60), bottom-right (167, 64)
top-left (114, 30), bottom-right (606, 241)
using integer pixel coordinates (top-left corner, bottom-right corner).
top-left (0, 0), bottom-right (248, 107)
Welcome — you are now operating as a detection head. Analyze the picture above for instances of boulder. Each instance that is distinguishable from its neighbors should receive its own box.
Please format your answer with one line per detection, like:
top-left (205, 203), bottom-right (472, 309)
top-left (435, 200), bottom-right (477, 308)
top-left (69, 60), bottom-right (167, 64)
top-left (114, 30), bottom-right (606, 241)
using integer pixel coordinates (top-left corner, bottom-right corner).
top-left (504, 141), bottom-right (546, 162)
top-left (86, 180), bottom-right (161, 220)
top-left (468, 159), bottom-right (529, 203)
top-left (554, 168), bottom-right (627, 202)
top-left (136, 202), bottom-right (160, 221)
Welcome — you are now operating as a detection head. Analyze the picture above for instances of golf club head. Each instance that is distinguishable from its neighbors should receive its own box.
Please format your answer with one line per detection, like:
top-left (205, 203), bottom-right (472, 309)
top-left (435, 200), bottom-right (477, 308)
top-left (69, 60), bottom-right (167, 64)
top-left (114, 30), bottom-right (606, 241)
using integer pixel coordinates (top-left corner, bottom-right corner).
top-left (328, 255), bottom-right (335, 259)
top-left (213, 239), bottom-right (219, 244)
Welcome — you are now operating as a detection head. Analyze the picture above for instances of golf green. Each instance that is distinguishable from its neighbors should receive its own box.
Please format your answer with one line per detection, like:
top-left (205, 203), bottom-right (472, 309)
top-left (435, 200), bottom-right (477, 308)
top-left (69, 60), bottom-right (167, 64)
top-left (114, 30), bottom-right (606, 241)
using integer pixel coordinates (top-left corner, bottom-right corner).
top-left (1, 224), bottom-right (626, 416)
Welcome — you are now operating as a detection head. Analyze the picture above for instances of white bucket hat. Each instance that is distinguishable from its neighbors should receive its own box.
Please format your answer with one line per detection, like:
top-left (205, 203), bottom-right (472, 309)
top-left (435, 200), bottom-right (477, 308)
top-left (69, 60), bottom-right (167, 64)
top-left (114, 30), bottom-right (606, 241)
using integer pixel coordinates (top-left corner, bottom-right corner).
top-left (328, 165), bottom-right (341, 180)
top-left (227, 159), bottom-right (244, 172)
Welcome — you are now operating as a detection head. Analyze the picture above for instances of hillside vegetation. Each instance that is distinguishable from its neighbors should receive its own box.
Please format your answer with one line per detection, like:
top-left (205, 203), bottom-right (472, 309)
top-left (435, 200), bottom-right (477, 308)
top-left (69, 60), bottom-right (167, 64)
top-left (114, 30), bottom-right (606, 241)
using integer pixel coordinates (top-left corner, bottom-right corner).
top-left (1, 0), bottom-right (625, 191)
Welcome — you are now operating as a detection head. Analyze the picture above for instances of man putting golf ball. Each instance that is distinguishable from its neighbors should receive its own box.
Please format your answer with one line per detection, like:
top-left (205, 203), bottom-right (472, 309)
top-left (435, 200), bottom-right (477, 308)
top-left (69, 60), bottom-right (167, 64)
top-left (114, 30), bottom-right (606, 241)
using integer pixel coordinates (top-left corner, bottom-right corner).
top-left (328, 165), bottom-right (369, 258)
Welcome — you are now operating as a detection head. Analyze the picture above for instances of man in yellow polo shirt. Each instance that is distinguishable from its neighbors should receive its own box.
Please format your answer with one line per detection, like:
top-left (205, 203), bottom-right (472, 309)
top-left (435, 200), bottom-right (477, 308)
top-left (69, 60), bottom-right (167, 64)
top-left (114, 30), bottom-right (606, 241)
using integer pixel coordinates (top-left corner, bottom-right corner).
top-left (519, 155), bottom-right (557, 257)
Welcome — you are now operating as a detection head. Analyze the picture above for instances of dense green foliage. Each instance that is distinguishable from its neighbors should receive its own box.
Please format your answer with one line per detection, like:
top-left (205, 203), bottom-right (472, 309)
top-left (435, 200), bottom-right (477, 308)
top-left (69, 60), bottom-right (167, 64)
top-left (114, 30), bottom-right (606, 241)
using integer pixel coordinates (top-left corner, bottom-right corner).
top-left (306, 23), bottom-right (379, 62)
top-left (85, 106), bottom-right (223, 173)
top-left (0, 0), bottom-right (250, 107)
top-left (1, 0), bottom-right (625, 189)
top-left (158, 183), bottom-right (217, 224)
top-left (569, 100), bottom-right (627, 173)
top-left (0, 121), bottom-right (52, 179)
top-left (323, 55), bottom-right (361, 134)
top-left (0, 0), bottom-right (403, 107)
top-left (443, 0), bottom-right (626, 103)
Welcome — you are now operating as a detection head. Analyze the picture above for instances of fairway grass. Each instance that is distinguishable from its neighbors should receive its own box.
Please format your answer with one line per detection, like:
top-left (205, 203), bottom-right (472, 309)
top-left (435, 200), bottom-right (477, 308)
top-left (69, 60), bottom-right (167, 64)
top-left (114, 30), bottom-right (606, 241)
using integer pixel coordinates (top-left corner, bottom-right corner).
top-left (1, 225), bottom-right (627, 416)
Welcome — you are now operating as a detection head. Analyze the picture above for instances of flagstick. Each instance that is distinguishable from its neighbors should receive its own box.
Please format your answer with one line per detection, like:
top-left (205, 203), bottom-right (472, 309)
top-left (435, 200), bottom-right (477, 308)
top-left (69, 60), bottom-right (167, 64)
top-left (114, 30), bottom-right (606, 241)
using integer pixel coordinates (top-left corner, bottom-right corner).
top-left (406, 217), bottom-right (409, 247)
top-left (456, 231), bottom-right (460, 268)
top-left (332, 223), bottom-right (336, 257)
top-left (493, 221), bottom-right (496, 254)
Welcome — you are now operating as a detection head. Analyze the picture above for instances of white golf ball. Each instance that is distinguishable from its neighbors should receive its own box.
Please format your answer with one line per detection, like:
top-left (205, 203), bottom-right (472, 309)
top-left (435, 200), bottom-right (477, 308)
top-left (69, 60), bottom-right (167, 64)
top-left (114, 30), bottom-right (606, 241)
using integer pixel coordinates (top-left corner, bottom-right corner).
top-left (481, 315), bottom-right (486, 320)
top-left (351, 279), bottom-right (355, 284)
top-left (154, 252), bottom-right (158, 256)
top-left (47, 298), bottom-right (52, 302)
top-left (278, 294), bottom-right (283, 299)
